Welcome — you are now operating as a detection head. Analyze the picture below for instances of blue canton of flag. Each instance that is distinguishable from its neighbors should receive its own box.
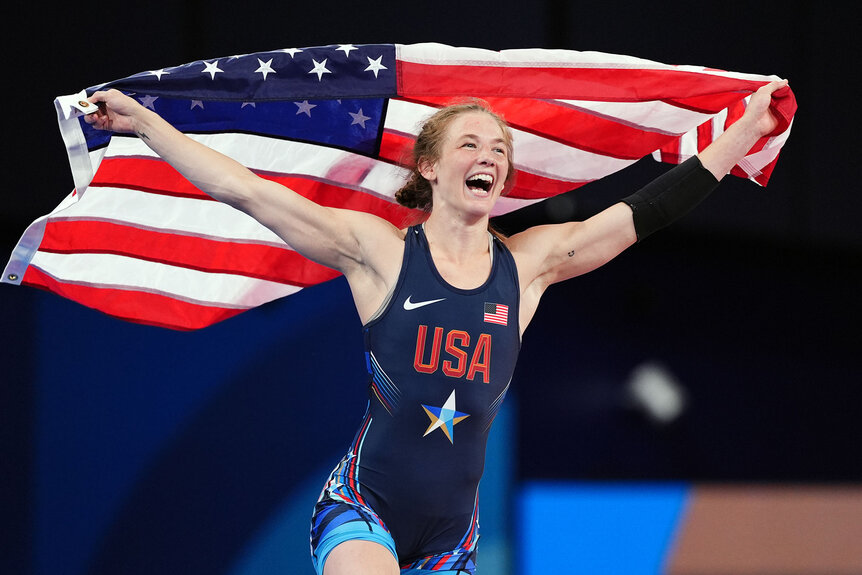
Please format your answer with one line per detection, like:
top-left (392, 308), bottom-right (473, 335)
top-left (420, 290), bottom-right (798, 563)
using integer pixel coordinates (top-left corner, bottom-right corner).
top-left (80, 44), bottom-right (397, 156)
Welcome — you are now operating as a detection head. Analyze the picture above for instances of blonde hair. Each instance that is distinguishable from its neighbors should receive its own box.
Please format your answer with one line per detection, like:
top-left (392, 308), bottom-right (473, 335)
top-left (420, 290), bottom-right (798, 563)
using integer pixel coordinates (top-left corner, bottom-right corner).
top-left (395, 100), bottom-right (515, 212)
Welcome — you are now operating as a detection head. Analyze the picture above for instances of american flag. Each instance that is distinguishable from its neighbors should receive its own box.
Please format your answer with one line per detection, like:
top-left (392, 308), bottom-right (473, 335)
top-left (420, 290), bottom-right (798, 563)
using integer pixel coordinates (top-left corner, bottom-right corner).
top-left (484, 303), bottom-right (509, 326)
top-left (3, 43), bottom-right (796, 330)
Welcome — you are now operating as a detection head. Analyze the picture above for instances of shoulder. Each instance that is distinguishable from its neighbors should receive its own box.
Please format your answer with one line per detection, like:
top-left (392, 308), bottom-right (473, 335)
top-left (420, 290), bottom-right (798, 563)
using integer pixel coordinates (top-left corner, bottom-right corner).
top-left (339, 216), bottom-right (409, 324)
top-left (505, 204), bottom-right (636, 289)
top-left (340, 210), bottom-right (407, 262)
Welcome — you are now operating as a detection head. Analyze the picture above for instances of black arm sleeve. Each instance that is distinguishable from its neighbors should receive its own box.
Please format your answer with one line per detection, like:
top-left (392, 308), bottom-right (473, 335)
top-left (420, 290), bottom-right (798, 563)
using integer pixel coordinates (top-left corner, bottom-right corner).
top-left (621, 156), bottom-right (720, 242)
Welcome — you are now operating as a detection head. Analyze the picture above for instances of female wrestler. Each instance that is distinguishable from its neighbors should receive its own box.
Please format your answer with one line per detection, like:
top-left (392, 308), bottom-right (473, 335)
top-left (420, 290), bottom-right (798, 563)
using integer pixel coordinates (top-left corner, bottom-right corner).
top-left (87, 78), bottom-right (787, 574)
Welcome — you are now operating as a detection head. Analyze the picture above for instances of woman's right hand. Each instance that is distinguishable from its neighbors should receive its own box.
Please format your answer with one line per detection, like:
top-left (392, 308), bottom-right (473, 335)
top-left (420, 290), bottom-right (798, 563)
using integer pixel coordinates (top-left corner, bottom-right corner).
top-left (84, 89), bottom-right (144, 134)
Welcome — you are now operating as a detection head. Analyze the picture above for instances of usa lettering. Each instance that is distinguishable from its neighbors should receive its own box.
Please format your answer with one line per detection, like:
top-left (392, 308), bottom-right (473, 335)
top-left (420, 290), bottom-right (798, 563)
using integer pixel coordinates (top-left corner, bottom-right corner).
top-left (413, 325), bottom-right (491, 383)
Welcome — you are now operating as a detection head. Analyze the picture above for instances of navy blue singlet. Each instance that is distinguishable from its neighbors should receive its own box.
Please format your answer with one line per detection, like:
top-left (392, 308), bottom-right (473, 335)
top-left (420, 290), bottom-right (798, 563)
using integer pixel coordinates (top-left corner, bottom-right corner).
top-left (314, 225), bottom-right (521, 567)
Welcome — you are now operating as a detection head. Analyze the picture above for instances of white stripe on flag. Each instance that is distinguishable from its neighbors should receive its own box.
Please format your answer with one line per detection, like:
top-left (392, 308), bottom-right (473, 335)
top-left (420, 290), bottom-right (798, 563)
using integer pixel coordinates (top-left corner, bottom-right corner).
top-left (553, 99), bottom-right (714, 135)
top-left (385, 99), bottom-right (634, 183)
top-left (29, 251), bottom-right (301, 308)
top-left (104, 134), bottom-right (412, 203)
top-left (398, 43), bottom-right (675, 70)
top-left (54, 187), bottom-right (289, 246)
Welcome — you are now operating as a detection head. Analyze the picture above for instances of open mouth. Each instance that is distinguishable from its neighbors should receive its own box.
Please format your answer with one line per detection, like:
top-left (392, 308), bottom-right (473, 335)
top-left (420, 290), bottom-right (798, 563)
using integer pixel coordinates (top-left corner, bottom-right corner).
top-left (465, 174), bottom-right (494, 193)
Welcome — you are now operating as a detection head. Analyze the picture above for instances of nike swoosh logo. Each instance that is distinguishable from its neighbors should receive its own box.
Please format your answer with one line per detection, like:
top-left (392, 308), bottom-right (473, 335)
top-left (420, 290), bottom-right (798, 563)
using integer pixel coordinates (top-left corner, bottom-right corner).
top-left (403, 296), bottom-right (446, 311)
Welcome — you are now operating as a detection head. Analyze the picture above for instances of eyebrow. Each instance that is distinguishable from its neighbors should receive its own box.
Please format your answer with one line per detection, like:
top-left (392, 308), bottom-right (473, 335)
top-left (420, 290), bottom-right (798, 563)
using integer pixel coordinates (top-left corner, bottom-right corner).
top-left (459, 133), bottom-right (507, 144)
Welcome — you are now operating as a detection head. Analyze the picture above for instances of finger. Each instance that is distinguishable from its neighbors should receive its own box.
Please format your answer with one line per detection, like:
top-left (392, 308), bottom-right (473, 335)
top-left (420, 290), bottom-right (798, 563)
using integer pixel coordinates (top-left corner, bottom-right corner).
top-left (88, 90), bottom-right (106, 104)
top-left (761, 79), bottom-right (789, 95)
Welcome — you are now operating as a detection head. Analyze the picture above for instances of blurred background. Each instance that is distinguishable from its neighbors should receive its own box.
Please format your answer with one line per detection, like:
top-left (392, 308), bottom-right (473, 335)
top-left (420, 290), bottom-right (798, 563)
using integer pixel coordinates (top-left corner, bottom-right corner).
top-left (2, 2), bottom-right (860, 574)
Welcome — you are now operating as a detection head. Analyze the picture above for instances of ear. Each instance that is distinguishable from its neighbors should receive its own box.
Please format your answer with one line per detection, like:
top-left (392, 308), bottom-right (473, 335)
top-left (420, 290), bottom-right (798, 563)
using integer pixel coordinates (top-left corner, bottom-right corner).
top-left (417, 157), bottom-right (436, 181)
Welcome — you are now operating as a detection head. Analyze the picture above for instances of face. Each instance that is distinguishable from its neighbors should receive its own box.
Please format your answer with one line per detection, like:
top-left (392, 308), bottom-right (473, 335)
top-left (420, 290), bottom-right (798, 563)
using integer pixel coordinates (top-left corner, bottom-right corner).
top-left (420, 111), bottom-right (511, 218)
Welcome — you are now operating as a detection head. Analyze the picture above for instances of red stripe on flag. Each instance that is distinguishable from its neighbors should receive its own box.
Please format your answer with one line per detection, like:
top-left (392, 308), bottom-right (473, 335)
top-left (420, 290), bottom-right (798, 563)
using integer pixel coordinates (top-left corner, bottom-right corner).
top-left (92, 157), bottom-right (214, 200)
top-left (659, 138), bottom-right (682, 165)
top-left (507, 171), bottom-right (585, 199)
top-left (725, 100), bottom-right (746, 129)
top-left (660, 91), bottom-right (757, 115)
top-left (403, 95), bottom-right (681, 161)
top-left (91, 157), bottom-right (421, 226)
top-left (398, 61), bottom-right (764, 105)
top-left (22, 265), bottom-right (243, 331)
top-left (697, 119), bottom-right (713, 152)
top-left (379, 130), bottom-right (415, 166)
top-left (38, 219), bottom-right (341, 286)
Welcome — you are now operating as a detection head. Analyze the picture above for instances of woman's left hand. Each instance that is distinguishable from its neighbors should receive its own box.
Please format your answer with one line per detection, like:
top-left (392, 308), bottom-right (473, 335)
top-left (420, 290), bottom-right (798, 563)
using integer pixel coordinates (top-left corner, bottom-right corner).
top-left (744, 79), bottom-right (790, 137)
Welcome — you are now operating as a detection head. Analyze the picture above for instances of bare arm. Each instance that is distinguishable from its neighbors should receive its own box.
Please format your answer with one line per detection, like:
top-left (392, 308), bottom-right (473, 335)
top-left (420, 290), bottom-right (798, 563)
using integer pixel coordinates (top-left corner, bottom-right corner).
top-left (508, 203), bottom-right (637, 332)
top-left (87, 89), bottom-right (401, 279)
top-left (510, 79), bottom-right (789, 331)
top-left (86, 90), bottom-right (406, 322)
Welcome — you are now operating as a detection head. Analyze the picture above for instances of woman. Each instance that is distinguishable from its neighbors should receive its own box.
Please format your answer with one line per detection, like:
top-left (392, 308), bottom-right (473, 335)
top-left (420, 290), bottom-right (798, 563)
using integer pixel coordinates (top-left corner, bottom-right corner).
top-left (87, 79), bottom-right (787, 574)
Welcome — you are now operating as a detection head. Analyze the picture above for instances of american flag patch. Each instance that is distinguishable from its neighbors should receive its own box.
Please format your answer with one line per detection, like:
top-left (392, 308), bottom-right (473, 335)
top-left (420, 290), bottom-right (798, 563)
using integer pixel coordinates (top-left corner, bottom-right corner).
top-left (483, 302), bottom-right (509, 326)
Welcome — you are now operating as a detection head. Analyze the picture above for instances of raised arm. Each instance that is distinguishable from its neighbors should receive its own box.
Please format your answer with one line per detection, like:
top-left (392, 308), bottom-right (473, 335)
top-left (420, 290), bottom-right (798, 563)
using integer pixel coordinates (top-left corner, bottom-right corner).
top-left (698, 79), bottom-right (789, 180)
top-left (509, 80), bottom-right (789, 330)
top-left (86, 89), bottom-right (404, 321)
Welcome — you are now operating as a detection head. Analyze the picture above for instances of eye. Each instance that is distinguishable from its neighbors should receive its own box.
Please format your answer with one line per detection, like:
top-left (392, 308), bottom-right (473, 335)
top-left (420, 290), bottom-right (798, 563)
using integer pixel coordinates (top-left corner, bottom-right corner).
top-left (462, 142), bottom-right (477, 148)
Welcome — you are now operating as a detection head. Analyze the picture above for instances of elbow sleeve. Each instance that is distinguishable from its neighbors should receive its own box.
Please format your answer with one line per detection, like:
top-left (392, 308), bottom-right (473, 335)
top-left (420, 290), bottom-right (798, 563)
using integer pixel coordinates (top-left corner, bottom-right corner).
top-left (621, 156), bottom-right (720, 242)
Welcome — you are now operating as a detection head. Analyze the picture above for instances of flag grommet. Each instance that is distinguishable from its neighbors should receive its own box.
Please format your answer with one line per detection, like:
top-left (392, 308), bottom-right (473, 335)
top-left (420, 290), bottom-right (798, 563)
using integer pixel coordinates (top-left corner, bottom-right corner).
top-left (7, 274), bottom-right (17, 281)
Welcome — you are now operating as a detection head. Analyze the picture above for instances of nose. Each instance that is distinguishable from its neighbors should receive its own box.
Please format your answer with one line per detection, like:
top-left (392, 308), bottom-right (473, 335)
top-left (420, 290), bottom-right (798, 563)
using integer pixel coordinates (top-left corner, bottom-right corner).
top-left (477, 147), bottom-right (496, 166)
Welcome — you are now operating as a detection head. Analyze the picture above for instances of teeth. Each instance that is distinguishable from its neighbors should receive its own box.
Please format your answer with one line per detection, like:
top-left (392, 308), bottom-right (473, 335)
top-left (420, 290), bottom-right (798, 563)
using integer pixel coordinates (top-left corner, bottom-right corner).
top-left (466, 173), bottom-right (495, 192)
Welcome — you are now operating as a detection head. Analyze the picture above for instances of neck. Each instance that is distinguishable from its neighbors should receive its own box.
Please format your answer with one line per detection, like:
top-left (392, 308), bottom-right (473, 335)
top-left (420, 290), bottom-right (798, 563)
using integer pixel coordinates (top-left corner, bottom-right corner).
top-left (423, 212), bottom-right (490, 260)
top-left (421, 213), bottom-right (493, 290)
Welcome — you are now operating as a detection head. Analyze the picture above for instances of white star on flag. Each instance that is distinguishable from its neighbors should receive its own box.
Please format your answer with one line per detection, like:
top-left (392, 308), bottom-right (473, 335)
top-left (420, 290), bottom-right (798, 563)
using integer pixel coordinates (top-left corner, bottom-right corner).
top-left (364, 55), bottom-right (387, 78)
top-left (349, 108), bottom-right (371, 129)
top-left (190, 100), bottom-right (204, 110)
top-left (201, 60), bottom-right (223, 80)
top-left (336, 44), bottom-right (358, 57)
top-left (280, 48), bottom-right (302, 58)
top-left (138, 95), bottom-right (159, 110)
top-left (148, 69), bottom-right (169, 80)
top-left (255, 58), bottom-right (276, 80)
top-left (308, 59), bottom-right (332, 81)
top-left (294, 100), bottom-right (316, 117)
